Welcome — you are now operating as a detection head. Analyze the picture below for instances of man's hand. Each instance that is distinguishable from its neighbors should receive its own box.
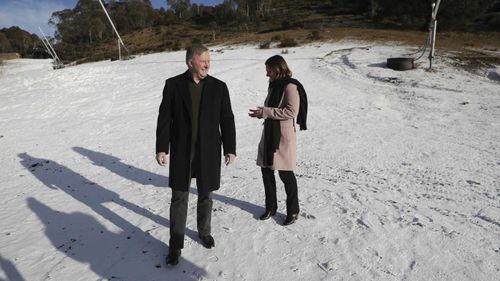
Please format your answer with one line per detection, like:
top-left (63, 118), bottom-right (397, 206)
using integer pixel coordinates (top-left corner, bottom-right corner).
top-left (156, 152), bottom-right (168, 166)
top-left (224, 153), bottom-right (236, 166)
top-left (248, 107), bottom-right (264, 119)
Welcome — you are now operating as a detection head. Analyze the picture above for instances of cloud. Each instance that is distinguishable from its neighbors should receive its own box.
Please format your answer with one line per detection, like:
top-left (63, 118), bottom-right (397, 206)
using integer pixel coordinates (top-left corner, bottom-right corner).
top-left (0, 0), bottom-right (75, 37)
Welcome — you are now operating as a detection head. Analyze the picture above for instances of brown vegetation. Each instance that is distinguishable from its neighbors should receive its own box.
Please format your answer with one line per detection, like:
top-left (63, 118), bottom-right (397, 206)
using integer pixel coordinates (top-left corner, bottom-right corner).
top-left (66, 23), bottom-right (500, 73)
top-left (2, 0), bottom-right (499, 72)
top-left (0, 53), bottom-right (21, 60)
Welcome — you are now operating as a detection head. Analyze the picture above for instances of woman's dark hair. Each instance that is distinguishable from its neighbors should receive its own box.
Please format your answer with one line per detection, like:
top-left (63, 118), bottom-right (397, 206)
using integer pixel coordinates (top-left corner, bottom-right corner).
top-left (265, 55), bottom-right (292, 80)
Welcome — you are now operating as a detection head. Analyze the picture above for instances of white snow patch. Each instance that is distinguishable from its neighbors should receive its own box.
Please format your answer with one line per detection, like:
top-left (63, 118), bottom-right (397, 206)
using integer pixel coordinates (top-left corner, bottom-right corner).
top-left (1, 42), bottom-right (499, 281)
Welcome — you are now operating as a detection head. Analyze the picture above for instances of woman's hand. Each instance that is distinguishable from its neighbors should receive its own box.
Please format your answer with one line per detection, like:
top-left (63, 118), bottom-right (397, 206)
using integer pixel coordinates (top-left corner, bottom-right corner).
top-left (249, 107), bottom-right (264, 119)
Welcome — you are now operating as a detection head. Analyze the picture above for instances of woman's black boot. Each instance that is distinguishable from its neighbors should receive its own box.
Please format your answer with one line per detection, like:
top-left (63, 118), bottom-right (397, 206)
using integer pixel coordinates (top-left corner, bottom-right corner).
top-left (283, 213), bottom-right (299, 225)
top-left (259, 209), bottom-right (276, 220)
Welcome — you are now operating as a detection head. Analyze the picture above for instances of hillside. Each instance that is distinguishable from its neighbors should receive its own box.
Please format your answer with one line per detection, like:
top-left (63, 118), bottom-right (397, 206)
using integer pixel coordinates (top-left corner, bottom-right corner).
top-left (0, 26), bottom-right (45, 58)
top-left (87, 24), bottom-right (500, 77)
top-left (41, 0), bottom-right (500, 64)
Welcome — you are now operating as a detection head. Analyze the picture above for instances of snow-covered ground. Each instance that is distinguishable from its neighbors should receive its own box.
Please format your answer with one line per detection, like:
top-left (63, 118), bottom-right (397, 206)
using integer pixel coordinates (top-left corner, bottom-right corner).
top-left (0, 42), bottom-right (499, 281)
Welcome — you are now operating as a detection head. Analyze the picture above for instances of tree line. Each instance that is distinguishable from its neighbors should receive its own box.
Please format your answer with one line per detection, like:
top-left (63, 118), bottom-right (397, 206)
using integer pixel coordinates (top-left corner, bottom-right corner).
top-left (49, 0), bottom-right (500, 45)
top-left (360, 0), bottom-right (500, 30)
top-left (0, 27), bottom-right (46, 58)
top-left (2, 0), bottom-right (499, 59)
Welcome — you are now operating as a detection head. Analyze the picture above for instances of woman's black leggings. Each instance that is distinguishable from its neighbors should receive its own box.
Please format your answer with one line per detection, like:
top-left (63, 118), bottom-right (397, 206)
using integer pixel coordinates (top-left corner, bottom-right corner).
top-left (261, 167), bottom-right (299, 216)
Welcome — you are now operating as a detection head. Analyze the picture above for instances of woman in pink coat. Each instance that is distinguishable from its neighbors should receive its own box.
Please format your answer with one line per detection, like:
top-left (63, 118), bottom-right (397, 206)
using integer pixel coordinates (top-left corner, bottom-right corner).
top-left (249, 55), bottom-right (307, 226)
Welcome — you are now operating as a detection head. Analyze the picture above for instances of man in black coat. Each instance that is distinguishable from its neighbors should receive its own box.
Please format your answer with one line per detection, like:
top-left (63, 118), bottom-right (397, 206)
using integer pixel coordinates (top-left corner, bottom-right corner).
top-left (155, 44), bottom-right (236, 266)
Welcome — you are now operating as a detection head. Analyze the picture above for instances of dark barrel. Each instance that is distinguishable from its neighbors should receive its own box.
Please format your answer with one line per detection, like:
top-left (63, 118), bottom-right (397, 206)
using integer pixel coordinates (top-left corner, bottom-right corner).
top-left (387, 57), bottom-right (414, 71)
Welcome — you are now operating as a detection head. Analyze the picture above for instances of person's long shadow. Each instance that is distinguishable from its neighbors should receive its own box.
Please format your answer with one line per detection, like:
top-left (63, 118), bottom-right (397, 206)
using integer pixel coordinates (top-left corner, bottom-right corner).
top-left (72, 147), bottom-right (264, 219)
top-left (18, 152), bottom-right (200, 240)
top-left (0, 255), bottom-right (26, 281)
top-left (27, 198), bottom-right (205, 281)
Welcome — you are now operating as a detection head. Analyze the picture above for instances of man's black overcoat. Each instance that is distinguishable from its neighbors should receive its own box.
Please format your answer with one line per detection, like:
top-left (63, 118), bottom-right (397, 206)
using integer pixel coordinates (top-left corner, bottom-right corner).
top-left (156, 71), bottom-right (236, 193)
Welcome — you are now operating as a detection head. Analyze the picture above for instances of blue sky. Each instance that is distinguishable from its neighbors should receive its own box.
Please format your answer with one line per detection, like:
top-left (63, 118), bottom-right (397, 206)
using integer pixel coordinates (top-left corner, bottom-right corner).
top-left (0, 0), bottom-right (224, 37)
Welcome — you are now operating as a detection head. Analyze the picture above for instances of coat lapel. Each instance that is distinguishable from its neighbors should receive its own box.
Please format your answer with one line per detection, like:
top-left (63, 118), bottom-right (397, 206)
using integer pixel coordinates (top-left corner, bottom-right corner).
top-left (200, 75), bottom-right (213, 115)
top-left (178, 70), bottom-right (192, 121)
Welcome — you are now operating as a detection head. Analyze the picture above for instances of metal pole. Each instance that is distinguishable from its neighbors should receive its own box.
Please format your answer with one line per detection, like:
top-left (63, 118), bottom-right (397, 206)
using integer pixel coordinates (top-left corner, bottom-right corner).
top-left (38, 30), bottom-right (56, 60)
top-left (433, 0), bottom-right (442, 19)
top-left (431, 20), bottom-right (437, 57)
top-left (428, 0), bottom-right (441, 70)
top-left (429, 20), bottom-right (435, 69)
top-left (40, 30), bottom-right (61, 64)
top-left (39, 26), bottom-right (63, 67)
top-left (98, 0), bottom-right (129, 57)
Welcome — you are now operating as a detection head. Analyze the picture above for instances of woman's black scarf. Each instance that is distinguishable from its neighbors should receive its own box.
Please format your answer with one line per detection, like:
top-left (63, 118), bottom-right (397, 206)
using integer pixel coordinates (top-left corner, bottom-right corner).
top-left (263, 77), bottom-right (308, 166)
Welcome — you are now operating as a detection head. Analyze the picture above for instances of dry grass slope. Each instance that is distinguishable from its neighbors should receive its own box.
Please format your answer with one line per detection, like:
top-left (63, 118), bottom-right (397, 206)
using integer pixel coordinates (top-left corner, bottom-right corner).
top-left (66, 22), bottom-right (500, 74)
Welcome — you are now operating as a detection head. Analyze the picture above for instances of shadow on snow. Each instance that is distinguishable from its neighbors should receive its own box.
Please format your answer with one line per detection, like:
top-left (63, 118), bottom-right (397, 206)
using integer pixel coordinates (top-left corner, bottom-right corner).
top-left (19, 152), bottom-right (205, 280)
top-left (0, 255), bottom-right (26, 281)
top-left (72, 146), bottom-right (264, 219)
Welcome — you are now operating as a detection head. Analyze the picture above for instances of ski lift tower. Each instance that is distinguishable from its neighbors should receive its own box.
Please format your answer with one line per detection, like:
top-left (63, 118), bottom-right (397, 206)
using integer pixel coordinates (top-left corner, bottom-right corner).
top-left (97, 0), bottom-right (132, 60)
top-left (429, 0), bottom-right (442, 70)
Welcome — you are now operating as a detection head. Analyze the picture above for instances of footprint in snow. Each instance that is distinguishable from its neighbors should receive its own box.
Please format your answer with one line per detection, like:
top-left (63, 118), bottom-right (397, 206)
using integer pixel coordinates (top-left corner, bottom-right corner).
top-left (356, 219), bottom-right (369, 229)
top-left (466, 180), bottom-right (481, 185)
top-left (411, 217), bottom-right (423, 227)
top-left (318, 260), bottom-right (336, 272)
top-left (301, 212), bottom-right (316, 219)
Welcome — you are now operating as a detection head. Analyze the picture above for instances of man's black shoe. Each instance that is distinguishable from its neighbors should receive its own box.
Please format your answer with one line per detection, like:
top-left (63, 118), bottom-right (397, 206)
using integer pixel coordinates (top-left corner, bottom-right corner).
top-left (259, 210), bottom-right (276, 220)
top-left (166, 248), bottom-right (181, 266)
top-left (199, 235), bottom-right (215, 249)
top-left (283, 213), bottom-right (299, 226)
